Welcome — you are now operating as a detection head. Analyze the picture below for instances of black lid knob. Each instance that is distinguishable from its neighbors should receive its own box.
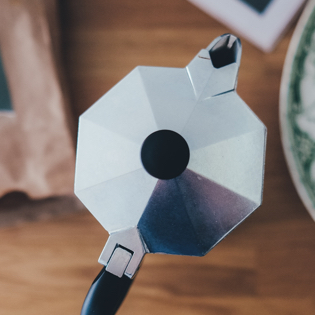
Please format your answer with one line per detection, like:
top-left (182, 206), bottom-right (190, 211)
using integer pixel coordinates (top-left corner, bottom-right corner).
top-left (141, 130), bottom-right (190, 180)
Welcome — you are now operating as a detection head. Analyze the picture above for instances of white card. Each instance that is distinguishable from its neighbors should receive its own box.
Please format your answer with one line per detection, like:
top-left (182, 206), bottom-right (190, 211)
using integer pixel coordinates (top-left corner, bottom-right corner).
top-left (188, 0), bottom-right (307, 52)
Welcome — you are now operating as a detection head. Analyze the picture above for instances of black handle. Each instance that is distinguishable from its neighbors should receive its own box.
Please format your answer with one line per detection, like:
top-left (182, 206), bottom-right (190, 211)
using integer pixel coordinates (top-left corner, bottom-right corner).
top-left (81, 267), bottom-right (134, 315)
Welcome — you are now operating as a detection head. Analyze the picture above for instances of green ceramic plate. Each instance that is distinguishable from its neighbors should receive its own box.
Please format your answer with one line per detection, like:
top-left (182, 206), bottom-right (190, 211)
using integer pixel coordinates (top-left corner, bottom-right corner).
top-left (280, 0), bottom-right (315, 221)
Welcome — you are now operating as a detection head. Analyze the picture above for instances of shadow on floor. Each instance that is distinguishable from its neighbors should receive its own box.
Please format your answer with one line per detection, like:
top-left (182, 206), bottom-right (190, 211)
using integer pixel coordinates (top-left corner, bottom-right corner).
top-left (0, 191), bottom-right (84, 227)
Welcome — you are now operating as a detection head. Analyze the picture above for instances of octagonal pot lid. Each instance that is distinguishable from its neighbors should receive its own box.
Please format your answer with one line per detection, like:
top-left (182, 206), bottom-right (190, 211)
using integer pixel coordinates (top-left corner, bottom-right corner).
top-left (75, 34), bottom-right (266, 257)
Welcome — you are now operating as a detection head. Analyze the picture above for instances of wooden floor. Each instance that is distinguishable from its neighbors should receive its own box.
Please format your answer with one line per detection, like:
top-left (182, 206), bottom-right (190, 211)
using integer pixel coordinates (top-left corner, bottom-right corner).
top-left (1, 0), bottom-right (315, 314)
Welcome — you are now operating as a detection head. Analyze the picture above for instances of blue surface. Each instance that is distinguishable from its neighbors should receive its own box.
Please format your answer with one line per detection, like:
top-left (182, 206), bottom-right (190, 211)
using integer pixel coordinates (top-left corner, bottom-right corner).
top-left (239, 0), bottom-right (273, 14)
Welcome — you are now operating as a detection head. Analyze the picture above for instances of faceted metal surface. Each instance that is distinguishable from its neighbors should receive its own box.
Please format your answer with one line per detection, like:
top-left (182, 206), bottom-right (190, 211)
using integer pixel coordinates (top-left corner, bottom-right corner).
top-left (75, 34), bottom-right (266, 258)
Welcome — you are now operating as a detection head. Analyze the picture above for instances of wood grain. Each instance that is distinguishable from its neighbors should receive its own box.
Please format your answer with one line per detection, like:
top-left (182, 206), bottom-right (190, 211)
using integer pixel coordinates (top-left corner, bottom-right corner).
top-left (1, 0), bottom-right (315, 314)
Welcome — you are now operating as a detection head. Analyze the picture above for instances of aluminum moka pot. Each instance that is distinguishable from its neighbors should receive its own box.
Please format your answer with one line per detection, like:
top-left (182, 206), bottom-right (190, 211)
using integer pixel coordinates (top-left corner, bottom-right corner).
top-left (75, 34), bottom-right (267, 315)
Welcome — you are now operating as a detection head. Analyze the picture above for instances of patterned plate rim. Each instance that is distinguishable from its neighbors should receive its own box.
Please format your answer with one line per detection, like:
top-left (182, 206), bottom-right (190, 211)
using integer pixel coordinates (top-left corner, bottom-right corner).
top-left (280, 0), bottom-right (315, 221)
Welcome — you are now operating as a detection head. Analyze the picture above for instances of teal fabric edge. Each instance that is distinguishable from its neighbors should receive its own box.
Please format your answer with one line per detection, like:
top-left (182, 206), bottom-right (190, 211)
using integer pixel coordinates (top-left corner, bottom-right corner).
top-left (0, 51), bottom-right (13, 111)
